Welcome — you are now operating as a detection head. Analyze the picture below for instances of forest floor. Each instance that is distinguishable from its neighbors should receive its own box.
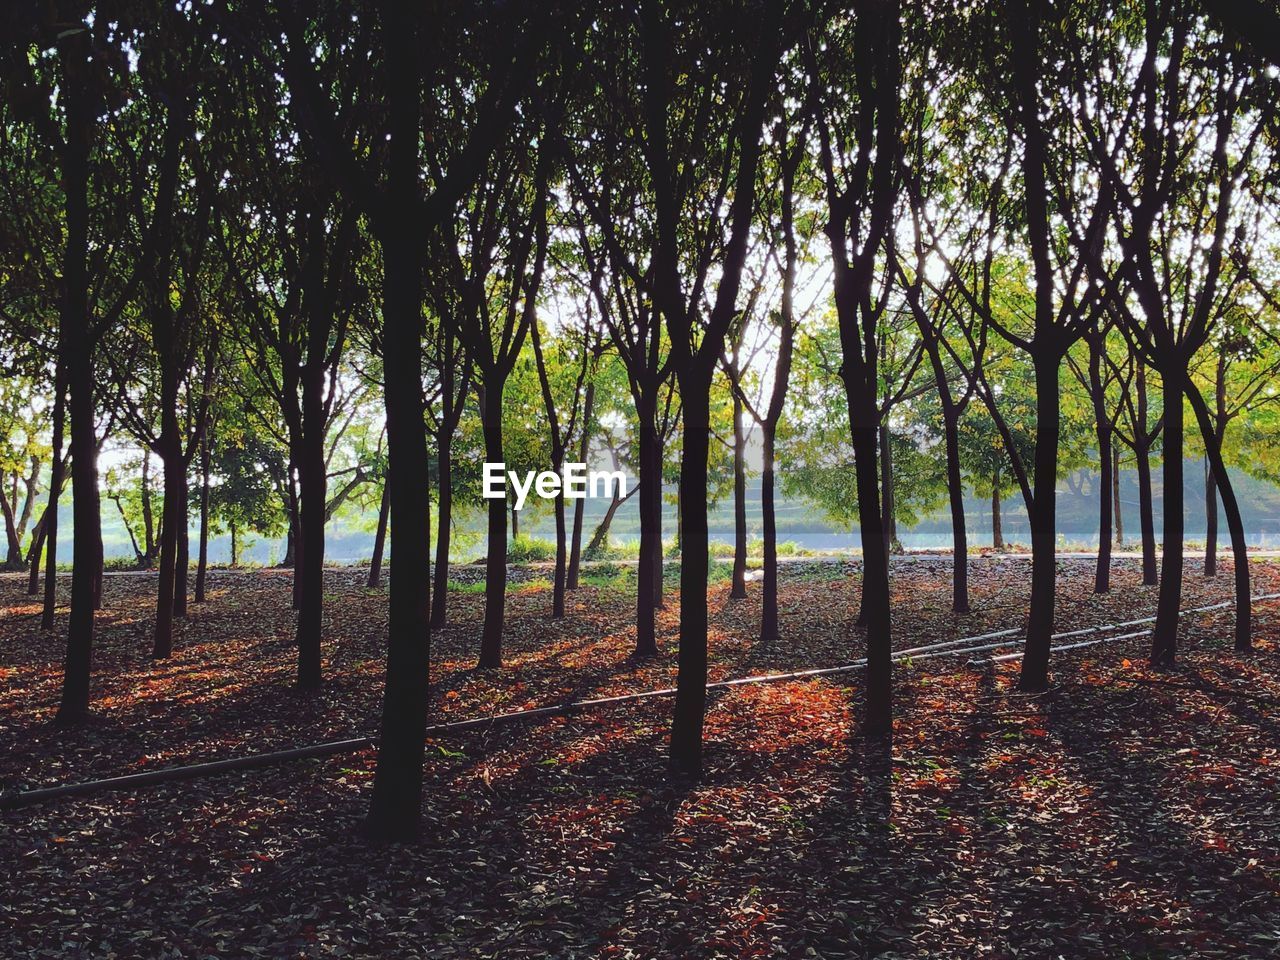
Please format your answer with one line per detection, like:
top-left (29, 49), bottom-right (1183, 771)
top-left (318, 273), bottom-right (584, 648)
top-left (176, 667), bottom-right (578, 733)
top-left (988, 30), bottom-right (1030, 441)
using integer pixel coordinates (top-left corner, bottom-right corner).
top-left (2, 557), bottom-right (1279, 959)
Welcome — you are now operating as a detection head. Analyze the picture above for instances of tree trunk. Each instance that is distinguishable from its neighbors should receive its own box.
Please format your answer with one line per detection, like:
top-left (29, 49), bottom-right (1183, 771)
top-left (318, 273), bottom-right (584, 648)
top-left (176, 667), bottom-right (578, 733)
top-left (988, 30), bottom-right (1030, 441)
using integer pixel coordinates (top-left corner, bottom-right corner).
top-left (551, 481), bottom-right (567, 618)
top-left (1135, 437), bottom-right (1158, 585)
top-left (1204, 457), bottom-right (1217, 578)
top-left (847, 382), bottom-right (892, 738)
top-left (194, 433), bottom-right (211, 603)
top-left (670, 372), bottom-right (713, 774)
top-left (55, 46), bottom-right (96, 724)
top-left (730, 390), bottom-right (748, 599)
top-left (634, 414), bottom-right (661, 657)
top-left (295, 366), bottom-right (327, 690)
top-left (1186, 383), bottom-right (1250, 652)
top-left (1113, 448), bottom-right (1123, 546)
top-left (1018, 352), bottom-right (1061, 692)
top-left (141, 449), bottom-right (156, 564)
top-left (1150, 365), bottom-right (1184, 668)
top-left (363, 73), bottom-right (434, 839)
top-left (1088, 342), bottom-right (1112, 593)
top-left (282, 483), bottom-right (298, 568)
top-left (289, 470), bottom-right (302, 610)
top-left (27, 507), bottom-right (49, 596)
top-left (759, 423), bottom-right (781, 643)
top-left (429, 433), bottom-right (452, 625)
top-left (585, 486), bottom-right (630, 556)
top-left (1094, 422), bottom-right (1113, 593)
top-left (510, 502), bottom-right (519, 541)
top-left (652, 471), bottom-right (665, 610)
top-left (991, 475), bottom-right (1004, 552)
top-left (879, 422), bottom-right (900, 555)
top-left (16, 457), bottom-right (41, 544)
top-left (1, 481), bottom-right (23, 569)
top-left (92, 516), bottom-right (103, 610)
top-left (567, 382), bottom-right (593, 590)
top-left (152, 434), bottom-right (182, 659)
top-left (479, 383), bottom-right (507, 669)
top-left (40, 381), bottom-right (66, 614)
top-left (368, 481), bottom-right (390, 589)
top-left (230, 521), bottom-right (239, 567)
top-left (112, 494), bottom-right (144, 565)
top-left (942, 405), bottom-right (969, 613)
top-left (172, 470), bottom-right (188, 617)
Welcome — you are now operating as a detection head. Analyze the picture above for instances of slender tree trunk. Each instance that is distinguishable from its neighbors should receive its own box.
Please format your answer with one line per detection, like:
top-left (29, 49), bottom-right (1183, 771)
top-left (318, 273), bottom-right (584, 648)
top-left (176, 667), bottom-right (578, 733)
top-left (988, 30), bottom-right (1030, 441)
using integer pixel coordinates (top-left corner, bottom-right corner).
top-left (194, 438), bottom-right (211, 603)
top-left (1135, 364), bottom-right (1158, 585)
top-left (567, 382), bottom-right (593, 590)
top-left (1204, 457), bottom-right (1217, 578)
top-left (282, 481), bottom-right (298, 568)
top-left (759, 423), bottom-right (781, 643)
top-left (670, 372), bottom-right (713, 773)
top-left (41, 516), bottom-right (59, 622)
top-left (634, 414), bottom-right (661, 657)
top-left (551, 482), bottom-right (567, 618)
top-left (1136, 437), bottom-right (1158, 585)
top-left (141, 449), bottom-right (156, 564)
top-left (1186, 384), bottom-right (1250, 652)
top-left (55, 48), bottom-right (96, 724)
top-left (1089, 342), bottom-right (1112, 593)
top-left (16, 456), bottom-right (41, 545)
top-left (111, 494), bottom-right (143, 565)
top-left (479, 383), bottom-right (507, 669)
top-left (1151, 365), bottom-right (1184, 668)
top-left (730, 391), bottom-right (748, 599)
top-left (230, 521), bottom-right (239, 567)
top-left (290, 471), bottom-right (303, 610)
top-left (368, 481), bottom-right (390, 589)
top-left (152, 435), bottom-right (182, 659)
top-left (27, 507), bottom-right (49, 597)
top-left (1113, 448), bottom-right (1123, 546)
top-left (510, 503), bottom-right (519, 541)
top-left (429, 434), bottom-right (452, 625)
top-left (1018, 352), bottom-right (1061, 692)
top-left (172, 471), bottom-right (188, 617)
top-left (652, 470), bottom-right (665, 610)
top-left (585, 485), bottom-right (632, 556)
top-left (2, 481), bottom-right (24, 569)
top-left (1204, 357), bottom-right (1228, 577)
top-left (296, 368), bottom-right (327, 689)
top-left (847, 382), bottom-right (892, 737)
top-left (40, 390), bottom-right (65, 618)
top-left (1095, 425), bottom-right (1113, 593)
top-left (92, 516), bottom-right (104, 610)
top-left (942, 405), bottom-right (969, 612)
top-left (991, 476), bottom-right (1004, 552)
top-left (879, 422), bottom-right (899, 555)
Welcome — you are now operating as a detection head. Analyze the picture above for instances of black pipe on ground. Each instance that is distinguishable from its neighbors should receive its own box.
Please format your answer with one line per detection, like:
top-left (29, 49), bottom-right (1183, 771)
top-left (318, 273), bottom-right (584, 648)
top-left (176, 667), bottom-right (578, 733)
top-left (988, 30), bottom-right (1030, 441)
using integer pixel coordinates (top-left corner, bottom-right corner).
top-left (5, 591), bottom-right (1275, 812)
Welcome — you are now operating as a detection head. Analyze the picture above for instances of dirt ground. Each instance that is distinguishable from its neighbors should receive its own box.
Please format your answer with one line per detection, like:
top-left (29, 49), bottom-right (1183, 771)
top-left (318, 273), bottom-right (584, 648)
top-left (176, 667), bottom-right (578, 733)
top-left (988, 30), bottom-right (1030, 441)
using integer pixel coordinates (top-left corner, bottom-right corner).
top-left (2, 556), bottom-right (1279, 958)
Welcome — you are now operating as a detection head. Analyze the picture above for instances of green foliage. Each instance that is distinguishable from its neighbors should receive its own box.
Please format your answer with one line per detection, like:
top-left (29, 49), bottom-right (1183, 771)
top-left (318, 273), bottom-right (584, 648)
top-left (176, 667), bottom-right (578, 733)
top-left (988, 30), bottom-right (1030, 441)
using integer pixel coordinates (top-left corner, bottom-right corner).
top-left (506, 535), bottom-right (557, 564)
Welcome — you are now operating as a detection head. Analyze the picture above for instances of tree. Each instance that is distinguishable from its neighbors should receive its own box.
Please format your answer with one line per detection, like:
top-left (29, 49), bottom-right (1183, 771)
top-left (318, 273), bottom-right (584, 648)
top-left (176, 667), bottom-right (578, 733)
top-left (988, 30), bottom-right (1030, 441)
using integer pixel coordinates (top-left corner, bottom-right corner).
top-left (1080, 1), bottom-right (1271, 663)
top-left (633, 0), bottom-right (788, 773)
top-left (216, 61), bottom-right (365, 685)
top-left (808, 0), bottom-right (903, 735)
top-left (434, 134), bottom-right (548, 666)
top-left (272, 0), bottom-right (542, 840)
top-left (529, 301), bottom-right (592, 619)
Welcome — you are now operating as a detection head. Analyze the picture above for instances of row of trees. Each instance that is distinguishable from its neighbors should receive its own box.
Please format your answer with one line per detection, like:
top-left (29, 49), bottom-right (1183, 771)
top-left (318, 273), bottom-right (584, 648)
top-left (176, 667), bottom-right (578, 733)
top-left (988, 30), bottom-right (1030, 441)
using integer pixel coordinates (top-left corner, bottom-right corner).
top-left (3, 0), bottom-right (1279, 839)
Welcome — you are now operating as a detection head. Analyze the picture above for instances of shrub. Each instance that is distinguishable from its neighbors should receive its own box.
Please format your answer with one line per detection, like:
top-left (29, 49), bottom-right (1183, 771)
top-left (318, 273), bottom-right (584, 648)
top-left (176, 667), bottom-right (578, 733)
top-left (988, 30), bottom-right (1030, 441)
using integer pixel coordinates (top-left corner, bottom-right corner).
top-left (507, 536), bottom-right (556, 563)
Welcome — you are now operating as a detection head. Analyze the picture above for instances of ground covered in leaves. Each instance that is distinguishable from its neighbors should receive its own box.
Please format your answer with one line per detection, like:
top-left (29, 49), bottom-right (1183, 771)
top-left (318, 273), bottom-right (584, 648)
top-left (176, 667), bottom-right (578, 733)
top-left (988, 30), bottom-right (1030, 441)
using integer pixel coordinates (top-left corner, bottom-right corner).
top-left (3, 556), bottom-right (1279, 958)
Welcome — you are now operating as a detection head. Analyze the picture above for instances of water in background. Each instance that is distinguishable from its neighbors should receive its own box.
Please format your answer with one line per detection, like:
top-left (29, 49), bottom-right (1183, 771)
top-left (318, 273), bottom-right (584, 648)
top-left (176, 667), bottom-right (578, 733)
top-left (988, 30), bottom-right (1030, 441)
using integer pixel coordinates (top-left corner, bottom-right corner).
top-left (82, 458), bottom-right (1280, 563)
